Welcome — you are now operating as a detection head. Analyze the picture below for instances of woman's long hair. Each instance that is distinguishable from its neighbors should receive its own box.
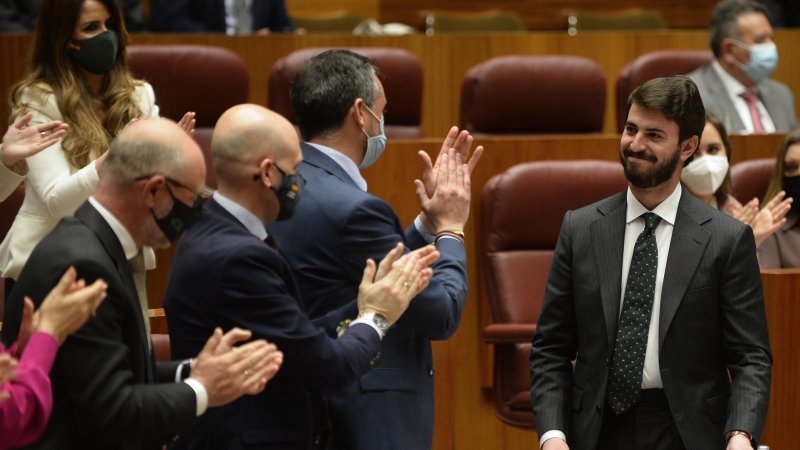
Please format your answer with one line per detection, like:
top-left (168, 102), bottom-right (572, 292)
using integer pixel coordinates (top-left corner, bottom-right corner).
top-left (764, 128), bottom-right (800, 203)
top-left (704, 112), bottom-right (733, 209)
top-left (8, 0), bottom-right (144, 169)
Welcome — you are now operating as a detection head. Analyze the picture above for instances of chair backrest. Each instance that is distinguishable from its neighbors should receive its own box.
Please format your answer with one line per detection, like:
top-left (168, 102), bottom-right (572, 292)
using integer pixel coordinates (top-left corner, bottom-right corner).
top-left (291, 12), bottom-right (365, 33)
top-left (151, 333), bottom-right (171, 362)
top-left (0, 183), bottom-right (24, 322)
top-left (615, 50), bottom-right (714, 133)
top-left (480, 160), bottom-right (627, 325)
top-left (269, 47), bottom-right (424, 139)
top-left (461, 55), bottom-right (606, 135)
top-left (566, 8), bottom-right (667, 34)
top-left (127, 45), bottom-right (250, 188)
top-left (730, 158), bottom-right (777, 203)
top-left (422, 10), bottom-right (526, 35)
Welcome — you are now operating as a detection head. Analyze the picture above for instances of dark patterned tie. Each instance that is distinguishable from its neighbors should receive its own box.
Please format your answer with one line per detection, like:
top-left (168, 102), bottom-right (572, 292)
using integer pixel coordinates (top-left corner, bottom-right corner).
top-left (607, 212), bottom-right (662, 415)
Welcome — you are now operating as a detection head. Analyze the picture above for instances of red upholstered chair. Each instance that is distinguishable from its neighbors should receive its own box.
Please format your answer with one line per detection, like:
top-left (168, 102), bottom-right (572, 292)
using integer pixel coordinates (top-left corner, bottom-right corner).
top-left (127, 45), bottom-right (250, 188)
top-left (0, 184), bottom-right (24, 322)
top-left (615, 50), bottom-right (714, 133)
top-left (151, 334), bottom-right (171, 362)
top-left (480, 160), bottom-right (627, 428)
top-left (730, 158), bottom-right (777, 203)
top-left (461, 55), bottom-right (606, 135)
top-left (269, 47), bottom-right (424, 139)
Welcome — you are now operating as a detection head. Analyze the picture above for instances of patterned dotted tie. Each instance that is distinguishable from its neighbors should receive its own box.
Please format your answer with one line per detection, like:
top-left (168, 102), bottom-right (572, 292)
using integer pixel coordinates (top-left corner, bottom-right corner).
top-left (607, 212), bottom-right (662, 415)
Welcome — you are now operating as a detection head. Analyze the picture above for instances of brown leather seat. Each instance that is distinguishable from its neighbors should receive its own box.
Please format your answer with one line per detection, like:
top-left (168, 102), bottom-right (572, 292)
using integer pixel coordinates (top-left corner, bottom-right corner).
top-left (615, 50), bottom-right (713, 133)
top-left (128, 45), bottom-right (250, 188)
top-left (269, 47), bottom-right (424, 139)
top-left (461, 55), bottom-right (606, 135)
top-left (480, 160), bottom-right (627, 428)
top-left (0, 184), bottom-right (24, 322)
top-left (151, 333), bottom-right (171, 362)
top-left (730, 158), bottom-right (776, 203)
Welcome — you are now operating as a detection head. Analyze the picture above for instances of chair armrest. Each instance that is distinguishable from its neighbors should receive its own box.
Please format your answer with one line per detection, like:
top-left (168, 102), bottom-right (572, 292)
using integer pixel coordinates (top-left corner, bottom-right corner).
top-left (483, 323), bottom-right (537, 344)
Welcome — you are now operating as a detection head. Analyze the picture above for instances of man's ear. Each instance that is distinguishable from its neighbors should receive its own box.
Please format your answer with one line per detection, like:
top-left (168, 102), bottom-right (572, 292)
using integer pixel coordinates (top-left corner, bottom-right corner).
top-left (258, 158), bottom-right (273, 188)
top-left (720, 37), bottom-right (738, 64)
top-left (352, 98), bottom-right (367, 129)
top-left (681, 135), bottom-right (699, 163)
top-left (142, 175), bottom-right (167, 208)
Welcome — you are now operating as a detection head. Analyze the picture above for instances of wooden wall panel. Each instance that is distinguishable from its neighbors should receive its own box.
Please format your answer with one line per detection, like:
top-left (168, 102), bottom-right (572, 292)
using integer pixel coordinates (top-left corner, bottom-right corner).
top-left (379, 0), bottom-right (719, 31)
top-left (2, 31), bottom-right (800, 137)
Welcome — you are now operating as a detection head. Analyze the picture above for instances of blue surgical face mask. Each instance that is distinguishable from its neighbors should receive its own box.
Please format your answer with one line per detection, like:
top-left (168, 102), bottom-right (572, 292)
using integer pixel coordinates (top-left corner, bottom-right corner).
top-left (733, 40), bottom-right (778, 84)
top-left (359, 105), bottom-right (386, 169)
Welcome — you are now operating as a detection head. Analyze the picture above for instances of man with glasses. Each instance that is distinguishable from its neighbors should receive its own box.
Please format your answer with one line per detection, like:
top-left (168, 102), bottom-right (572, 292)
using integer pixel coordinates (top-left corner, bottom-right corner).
top-left (1, 118), bottom-right (283, 449)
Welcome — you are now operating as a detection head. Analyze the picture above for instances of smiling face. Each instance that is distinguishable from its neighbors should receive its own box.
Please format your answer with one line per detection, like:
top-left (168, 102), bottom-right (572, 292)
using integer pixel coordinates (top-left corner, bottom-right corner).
top-left (72, 0), bottom-right (115, 41)
top-left (619, 103), bottom-right (686, 189)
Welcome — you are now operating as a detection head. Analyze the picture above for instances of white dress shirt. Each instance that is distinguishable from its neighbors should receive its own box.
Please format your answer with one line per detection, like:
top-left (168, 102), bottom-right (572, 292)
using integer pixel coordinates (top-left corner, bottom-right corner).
top-left (224, 0), bottom-right (252, 35)
top-left (87, 197), bottom-right (208, 416)
top-left (540, 184), bottom-right (682, 448)
top-left (711, 60), bottom-right (776, 133)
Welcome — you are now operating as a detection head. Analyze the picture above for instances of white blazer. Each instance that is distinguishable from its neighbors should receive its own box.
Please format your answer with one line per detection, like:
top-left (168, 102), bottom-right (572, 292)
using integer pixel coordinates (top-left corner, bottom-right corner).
top-left (0, 83), bottom-right (159, 280)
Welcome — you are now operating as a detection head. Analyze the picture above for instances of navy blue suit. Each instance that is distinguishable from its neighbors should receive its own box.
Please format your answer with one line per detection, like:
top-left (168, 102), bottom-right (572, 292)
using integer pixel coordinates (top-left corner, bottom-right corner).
top-left (163, 197), bottom-right (381, 450)
top-left (267, 144), bottom-right (469, 450)
top-left (150, 0), bottom-right (293, 33)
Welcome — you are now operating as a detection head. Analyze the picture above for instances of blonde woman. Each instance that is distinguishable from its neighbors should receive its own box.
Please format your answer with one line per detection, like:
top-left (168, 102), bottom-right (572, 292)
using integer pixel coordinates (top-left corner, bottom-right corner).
top-left (0, 0), bottom-right (195, 293)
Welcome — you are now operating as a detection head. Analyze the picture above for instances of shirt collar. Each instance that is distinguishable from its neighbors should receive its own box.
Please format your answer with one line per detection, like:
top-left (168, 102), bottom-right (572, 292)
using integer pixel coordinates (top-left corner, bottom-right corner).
top-left (712, 59), bottom-right (752, 97)
top-left (213, 191), bottom-right (268, 240)
top-left (306, 142), bottom-right (368, 192)
top-left (625, 183), bottom-right (681, 226)
top-left (89, 196), bottom-right (139, 260)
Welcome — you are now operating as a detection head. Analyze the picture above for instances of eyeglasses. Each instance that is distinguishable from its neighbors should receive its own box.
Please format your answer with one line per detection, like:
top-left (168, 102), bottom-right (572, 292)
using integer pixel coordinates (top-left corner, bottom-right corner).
top-left (134, 175), bottom-right (214, 203)
top-left (252, 163), bottom-right (306, 184)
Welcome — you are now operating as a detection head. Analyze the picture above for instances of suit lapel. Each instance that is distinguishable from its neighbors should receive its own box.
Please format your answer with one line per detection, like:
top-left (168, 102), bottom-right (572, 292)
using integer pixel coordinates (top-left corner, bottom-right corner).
top-left (702, 66), bottom-right (746, 131)
top-left (658, 190), bottom-right (712, 350)
top-left (591, 192), bottom-right (627, 350)
top-left (75, 202), bottom-right (152, 366)
top-left (757, 83), bottom-right (786, 130)
top-left (300, 143), bottom-right (361, 189)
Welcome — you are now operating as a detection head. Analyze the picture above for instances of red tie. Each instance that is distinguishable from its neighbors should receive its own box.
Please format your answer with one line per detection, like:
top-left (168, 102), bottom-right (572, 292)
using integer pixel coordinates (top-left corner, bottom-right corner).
top-left (740, 91), bottom-right (765, 134)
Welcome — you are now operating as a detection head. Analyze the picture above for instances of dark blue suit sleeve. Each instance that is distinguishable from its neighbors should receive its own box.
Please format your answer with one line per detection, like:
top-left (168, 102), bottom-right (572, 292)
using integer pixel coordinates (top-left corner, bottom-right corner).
top-left (215, 247), bottom-right (380, 395)
top-left (258, 0), bottom-right (293, 32)
top-left (341, 197), bottom-right (468, 341)
top-left (150, 0), bottom-right (212, 32)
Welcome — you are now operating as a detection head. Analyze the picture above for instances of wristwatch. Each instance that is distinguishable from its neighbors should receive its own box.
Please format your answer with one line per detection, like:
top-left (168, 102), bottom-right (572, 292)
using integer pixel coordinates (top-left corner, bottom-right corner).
top-left (726, 430), bottom-right (751, 443)
top-left (358, 312), bottom-right (390, 335)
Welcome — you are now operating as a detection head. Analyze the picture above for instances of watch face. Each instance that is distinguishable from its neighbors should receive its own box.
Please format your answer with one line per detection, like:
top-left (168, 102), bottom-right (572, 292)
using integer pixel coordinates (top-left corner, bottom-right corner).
top-left (374, 313), bottom-right (389, 331)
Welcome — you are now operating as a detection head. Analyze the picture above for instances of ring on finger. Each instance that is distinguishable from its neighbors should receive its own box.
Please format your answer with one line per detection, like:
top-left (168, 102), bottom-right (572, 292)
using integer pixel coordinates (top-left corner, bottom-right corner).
top-left (40, 131), bottom-right (47, 137)
top-left (243, 369), bottom-right (250, 378)
top-left (403, 281), bottom-right (409, 288)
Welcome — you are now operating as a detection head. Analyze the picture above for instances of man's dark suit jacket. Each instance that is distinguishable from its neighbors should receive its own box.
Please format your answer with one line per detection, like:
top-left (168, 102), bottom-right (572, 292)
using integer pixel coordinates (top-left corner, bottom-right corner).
top-left (529, 189), bottom-right (772, 450)
top-left (0, 0), bottom-right (147, 32)
top-left (162, 197), bottom-right (381, 450)
top-left (150, 0), bottom-right (293, 33)
top-left (267, 144), bottom-right (469, 450)
top-left (687, 63), bottom-right (799, 133)
top-left (1, 202), bottom-right (196, 450)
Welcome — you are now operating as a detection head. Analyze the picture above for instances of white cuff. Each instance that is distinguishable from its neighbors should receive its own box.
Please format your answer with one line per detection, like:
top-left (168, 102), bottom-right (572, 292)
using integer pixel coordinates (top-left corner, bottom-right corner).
top-left (414, 216), bottom-right (436, 245)
top-left (539, 430), bottom-right (567, 448)
top-left (348, 320), bottom-right (383, 340)
top-left (183, 377), bottom-right (209, 416)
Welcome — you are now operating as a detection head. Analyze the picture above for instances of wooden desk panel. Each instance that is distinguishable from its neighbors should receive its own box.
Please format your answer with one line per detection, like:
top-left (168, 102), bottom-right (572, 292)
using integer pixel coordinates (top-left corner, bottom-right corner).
top-left (2, 31), bottom-right (799, 139)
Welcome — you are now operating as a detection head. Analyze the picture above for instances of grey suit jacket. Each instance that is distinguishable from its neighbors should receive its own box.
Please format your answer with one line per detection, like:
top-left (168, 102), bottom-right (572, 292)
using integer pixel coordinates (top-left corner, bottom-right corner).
top-left (687, 63), bottom-right (799, 133)
top-left (529, 188), bottom-right (772, 450)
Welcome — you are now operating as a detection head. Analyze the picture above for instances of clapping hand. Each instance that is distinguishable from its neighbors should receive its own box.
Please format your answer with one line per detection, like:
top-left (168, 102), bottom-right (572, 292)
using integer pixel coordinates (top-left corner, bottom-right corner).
top-left (1, 113), bottom-right (68, 168)
top-left (177, 112), bottom-right (196, 137)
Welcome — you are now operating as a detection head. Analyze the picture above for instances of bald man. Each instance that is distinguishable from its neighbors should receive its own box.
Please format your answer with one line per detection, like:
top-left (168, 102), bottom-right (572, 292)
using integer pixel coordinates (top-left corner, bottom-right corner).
top-left (1, 119), bottom-right (282, 450)
top-left (162, 105), bottom-right (438, 450)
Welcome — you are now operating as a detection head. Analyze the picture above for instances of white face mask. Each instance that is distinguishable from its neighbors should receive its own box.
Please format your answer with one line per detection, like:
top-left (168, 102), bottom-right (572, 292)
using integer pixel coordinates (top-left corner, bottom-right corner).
top-left (681, 155), bottom-right (730, 196)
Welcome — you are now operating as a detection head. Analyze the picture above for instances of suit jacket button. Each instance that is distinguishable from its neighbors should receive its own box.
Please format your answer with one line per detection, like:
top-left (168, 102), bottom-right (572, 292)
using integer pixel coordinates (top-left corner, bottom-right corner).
top-left (429, 368), bottom-right (434, 376)
top-left (173, 435), bottom-right (180, 442)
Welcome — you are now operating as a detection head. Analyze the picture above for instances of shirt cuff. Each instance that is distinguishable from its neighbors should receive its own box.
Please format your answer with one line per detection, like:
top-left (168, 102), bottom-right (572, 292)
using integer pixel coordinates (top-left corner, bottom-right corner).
top-left (183, 377), bottom-right (209, 416)
top-left (174, 358), bottom-right (192, 383)
top-left (539, 430), bottom-right (567, 448)
top-left (414, 215), bottom-right (436, 245)
top-left (348, 320), bottom-right (383, 340)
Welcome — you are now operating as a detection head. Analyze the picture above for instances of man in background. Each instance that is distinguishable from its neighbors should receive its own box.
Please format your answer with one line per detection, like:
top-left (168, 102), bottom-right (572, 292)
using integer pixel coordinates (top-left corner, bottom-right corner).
top-left (0, 0), bottom-right (147, 32)
top-left (150, 0), bottom-right (294, 34)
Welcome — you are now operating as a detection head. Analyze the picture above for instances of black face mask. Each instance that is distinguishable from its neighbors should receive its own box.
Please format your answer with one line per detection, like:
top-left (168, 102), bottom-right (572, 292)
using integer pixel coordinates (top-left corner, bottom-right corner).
top-left (152, 183), bottom-right (203, 242)
top-left (783, 175), bottom-right (800, 203)
top-left (67, 30), bottom-right (119, 75)
top-left (257, 164), bottom-right (305, 221)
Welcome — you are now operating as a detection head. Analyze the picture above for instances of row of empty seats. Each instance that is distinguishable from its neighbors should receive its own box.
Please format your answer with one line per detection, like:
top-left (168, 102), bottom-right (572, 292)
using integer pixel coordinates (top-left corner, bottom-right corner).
top-left (122, 45), bottom-right (714, 149)
top-left (479, 157), bottom-right (777, 428)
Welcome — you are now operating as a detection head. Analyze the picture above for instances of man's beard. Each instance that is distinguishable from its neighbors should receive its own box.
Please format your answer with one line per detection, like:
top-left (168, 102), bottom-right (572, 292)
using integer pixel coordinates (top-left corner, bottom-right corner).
top-left (619, 146), bottom-right (681, 189)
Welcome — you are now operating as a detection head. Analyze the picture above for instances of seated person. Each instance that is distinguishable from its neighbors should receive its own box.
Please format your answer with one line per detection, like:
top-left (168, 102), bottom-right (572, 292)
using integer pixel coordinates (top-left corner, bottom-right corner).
top-left (688, 0), bottom-right (799, 133)
top-left (150, 0), bottom-right (294, 34)
top-left (0, 267), bottom-right (106, 450)
top-left (0, 0), bottom-right (147, 32)
top-left (681, 112), bottom-right (790, 248)
top-left (758, 128), bottom-right (800, 268)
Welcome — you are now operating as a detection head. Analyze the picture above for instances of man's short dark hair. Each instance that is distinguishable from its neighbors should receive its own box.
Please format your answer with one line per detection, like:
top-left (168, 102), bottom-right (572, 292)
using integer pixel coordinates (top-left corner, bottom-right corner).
top-left (709, 0), bottom-right (769, 57)
top-left (627, 76), bottom-right (705, 166)
top-left (290, 50), bottom-right (380, 141)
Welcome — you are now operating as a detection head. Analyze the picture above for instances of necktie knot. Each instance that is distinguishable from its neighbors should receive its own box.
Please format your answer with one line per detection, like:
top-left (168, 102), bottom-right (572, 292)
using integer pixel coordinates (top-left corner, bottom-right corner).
top-left (740, 90), bottom-right (758, 104)
top-left (642, 212), bottom-right (662, 230)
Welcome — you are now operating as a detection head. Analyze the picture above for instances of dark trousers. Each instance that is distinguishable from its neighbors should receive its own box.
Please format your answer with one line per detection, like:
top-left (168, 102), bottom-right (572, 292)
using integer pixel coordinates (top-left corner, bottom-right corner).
top-left (596, 389), bottom-right (686, 450)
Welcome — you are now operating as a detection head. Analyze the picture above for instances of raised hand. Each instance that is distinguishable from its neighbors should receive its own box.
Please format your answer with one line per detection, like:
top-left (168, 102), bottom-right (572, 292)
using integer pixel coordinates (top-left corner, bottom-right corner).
top-left (1, 113), bottom-right (68, 168)
top-left (177, 112), bottom-right (196, 137)
top-left (733, 198), bottom-right (759, 226)
top-left (419, 126), bottom-right (483, 198)
top-left (750, 191), bottom-right (792, 248)
top-left (415, 148), bottom-right (472, 233)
